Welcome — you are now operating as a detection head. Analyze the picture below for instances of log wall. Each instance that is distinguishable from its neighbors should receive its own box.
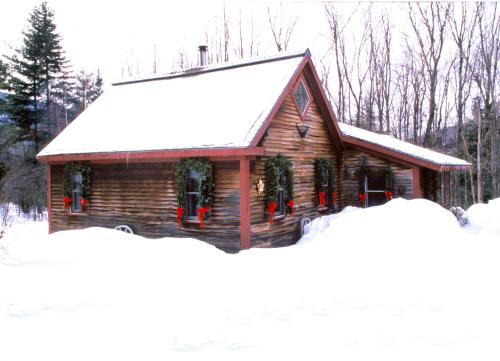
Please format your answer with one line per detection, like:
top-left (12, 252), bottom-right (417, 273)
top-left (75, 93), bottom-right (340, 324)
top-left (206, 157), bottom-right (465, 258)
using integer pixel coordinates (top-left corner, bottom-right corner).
top-left (339, 148), bottom-right (414, 208)
top-left (250, 91), bottom-right (339, 247)
top-left (50, 161), bottom-right (241, 252)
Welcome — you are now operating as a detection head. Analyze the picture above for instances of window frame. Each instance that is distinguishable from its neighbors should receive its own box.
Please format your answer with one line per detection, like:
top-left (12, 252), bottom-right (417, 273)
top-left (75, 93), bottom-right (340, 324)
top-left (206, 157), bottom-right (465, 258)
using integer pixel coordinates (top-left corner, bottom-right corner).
top-left (70, 171), bottom-right (83, 214)
top-left (292, 77), bottom-right (311, 119)
top-left (275, 169), bottom-right (286, 217)
top-left (185, 169), bottom-right (201, 221)
top-left (315, 159), bottom-right (335, 212)
top-left (321, 170), bottom-right (330, 209)
top-left (364, 174), bottom-right (387, 207)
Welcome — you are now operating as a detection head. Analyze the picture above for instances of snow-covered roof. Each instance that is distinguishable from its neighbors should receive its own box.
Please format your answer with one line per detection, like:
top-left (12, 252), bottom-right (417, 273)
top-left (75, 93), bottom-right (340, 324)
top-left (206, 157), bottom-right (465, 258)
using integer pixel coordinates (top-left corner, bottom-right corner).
top-left (339, 122), bottom-right (471, 168)
top-left (38, 51), bottom-right (308, 158)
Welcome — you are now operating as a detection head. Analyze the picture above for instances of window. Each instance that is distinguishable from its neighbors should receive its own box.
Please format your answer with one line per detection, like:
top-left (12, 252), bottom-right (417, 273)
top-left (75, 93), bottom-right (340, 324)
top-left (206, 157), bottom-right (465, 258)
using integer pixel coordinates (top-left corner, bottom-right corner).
top-left (186, 169), bottom-right (201, 220)
top-left (292, 79), bottom-right (310, 116)
top-left (365, 174), bottom-right (386, 207)
top-left (276, 170), bottom-right (286, 216)
top-left (314, 158), bottom-right (336, 211)
top-left (71, 172), bottom-right (82, 213)
top-left (321, 170), bottom-right (330, 209)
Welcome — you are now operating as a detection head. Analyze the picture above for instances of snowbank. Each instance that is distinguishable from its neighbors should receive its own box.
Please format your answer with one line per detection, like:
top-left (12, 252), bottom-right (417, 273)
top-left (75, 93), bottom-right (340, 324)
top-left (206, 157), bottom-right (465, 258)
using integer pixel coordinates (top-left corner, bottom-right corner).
top-left (465, 198), bottom-right (500, 236)
top-left (1, 199), bottom-right (499, 361)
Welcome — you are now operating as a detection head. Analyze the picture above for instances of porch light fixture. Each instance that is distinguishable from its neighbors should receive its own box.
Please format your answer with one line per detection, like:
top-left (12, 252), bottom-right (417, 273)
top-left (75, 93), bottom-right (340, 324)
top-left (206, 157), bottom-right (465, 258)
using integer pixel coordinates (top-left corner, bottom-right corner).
top-left (296, 122), bottom-right (310, 138)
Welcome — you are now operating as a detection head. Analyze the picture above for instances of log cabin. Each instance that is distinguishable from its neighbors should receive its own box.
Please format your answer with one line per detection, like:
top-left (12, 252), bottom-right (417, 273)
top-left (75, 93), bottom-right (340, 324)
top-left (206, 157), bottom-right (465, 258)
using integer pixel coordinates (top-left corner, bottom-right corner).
top-left (37, 48), bottom-right (470, 252)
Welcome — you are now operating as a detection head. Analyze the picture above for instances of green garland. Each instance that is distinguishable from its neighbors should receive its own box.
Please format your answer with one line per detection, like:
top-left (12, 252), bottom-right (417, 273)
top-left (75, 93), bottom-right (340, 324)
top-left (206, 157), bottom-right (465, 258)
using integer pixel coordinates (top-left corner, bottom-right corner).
top-left (355, 156), bottom-right (393, 193)
top-left (314, 158), bottom-right (336, 206)
top-left (62, 162), bottom-right (91, 199)
top-left (265, 154), bottom-right (294, 213)
top-left (175, 158), bottom-right (214, 223)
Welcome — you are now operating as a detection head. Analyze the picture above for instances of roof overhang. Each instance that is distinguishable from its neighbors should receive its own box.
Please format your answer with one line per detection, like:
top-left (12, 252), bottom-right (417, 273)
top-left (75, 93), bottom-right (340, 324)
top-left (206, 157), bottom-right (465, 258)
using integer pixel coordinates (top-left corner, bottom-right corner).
top-left (343, 135), bottom-right (471, 172)
top-left (38, 147), bottom-right (265, 164)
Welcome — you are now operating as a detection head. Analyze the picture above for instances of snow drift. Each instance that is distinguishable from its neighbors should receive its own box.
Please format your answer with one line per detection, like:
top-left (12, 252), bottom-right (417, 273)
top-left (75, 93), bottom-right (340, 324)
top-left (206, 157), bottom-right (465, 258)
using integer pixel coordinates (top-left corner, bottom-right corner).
top-left (0, 198), bottom-right (499, 361)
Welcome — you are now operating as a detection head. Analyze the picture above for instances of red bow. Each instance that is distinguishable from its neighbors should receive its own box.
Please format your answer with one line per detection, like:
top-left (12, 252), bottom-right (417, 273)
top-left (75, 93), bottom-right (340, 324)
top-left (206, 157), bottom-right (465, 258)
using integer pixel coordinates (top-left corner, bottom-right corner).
top-left (384, 191), bottom-right (393, 201)
top-left (267, 201), bottom-right (277, 225)
top-left (198, 207), bottom-right (209, 228)
top-left (319, 191), bottom-right (326, 207)
top-left (332, 192), bottom-right (337, 205)
top-left (63, 196), bottom-right (71, 209)
top-left (176, 208), bottom-right (184, 228)
top-left (79, 198), bottom-right (89, 210)
top-left (287, 200), bottom-right (294, 214)
top-left (358, 193), bottom-right (366, 206)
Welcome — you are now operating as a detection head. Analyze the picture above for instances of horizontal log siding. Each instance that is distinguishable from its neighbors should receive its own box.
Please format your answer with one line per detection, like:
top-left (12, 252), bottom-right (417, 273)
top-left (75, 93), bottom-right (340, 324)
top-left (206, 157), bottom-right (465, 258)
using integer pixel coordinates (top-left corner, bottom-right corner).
top-left (251, 93), bottom-right (338, 247)
top-left (340, 148), bottom-right (414, 208)
top-left (50, 162), bottom-right (241, 252)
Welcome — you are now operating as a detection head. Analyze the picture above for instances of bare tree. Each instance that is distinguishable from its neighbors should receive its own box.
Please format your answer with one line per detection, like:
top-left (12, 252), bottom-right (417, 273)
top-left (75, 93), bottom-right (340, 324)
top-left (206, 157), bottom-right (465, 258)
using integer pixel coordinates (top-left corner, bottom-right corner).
top-left (341, 9), bottom-right (372, 127)
top-left (378, 13), bottom-right (393, 133)
top-left (223, 3), bottom-right (230, 62)
top-left (324, 3), bottom-right (355, 123)
top-left (449, 2), bottom-right (477, 203)
top-left (395, 61), bottom-right (411, 140)
top-left (474, 3), bottom-right (499, 199)
top-left (152, 43), bottom-right (159, 74)
top-left (408, 2), bottom-right (451, 146)
top-left (203, 4), bottom-right (260, 65)
top-left (266, 3), bottom-right (298, 52)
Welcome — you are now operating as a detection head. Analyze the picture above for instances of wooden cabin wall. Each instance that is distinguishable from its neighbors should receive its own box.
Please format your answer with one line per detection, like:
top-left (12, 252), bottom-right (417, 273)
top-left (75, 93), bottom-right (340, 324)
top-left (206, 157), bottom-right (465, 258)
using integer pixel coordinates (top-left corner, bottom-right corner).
top-left (50, 161), bottom-right (241, 252)
top-left (339, 148), bottom-right (414, 208)
top-left (251, 92), bottom-right (339, 248)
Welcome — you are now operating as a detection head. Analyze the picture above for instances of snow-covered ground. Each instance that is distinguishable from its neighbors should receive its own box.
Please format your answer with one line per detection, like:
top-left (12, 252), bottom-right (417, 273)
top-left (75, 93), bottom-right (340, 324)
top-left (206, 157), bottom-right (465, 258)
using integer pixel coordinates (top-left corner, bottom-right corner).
top-left (0, 198), bottom-right (499, 360)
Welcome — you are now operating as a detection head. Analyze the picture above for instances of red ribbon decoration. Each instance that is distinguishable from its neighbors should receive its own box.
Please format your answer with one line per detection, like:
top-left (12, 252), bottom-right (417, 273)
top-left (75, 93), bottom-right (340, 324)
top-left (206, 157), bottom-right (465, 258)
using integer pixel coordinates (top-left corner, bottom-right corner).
top-left (319, 191), bottom-right (326, 207)
top-left (267, 201), bottom-right (277, 225)
top-left (79, 198), bottom-right (89, 210)
top-left (176, 208), bottom-right (184, 228)
top-left (198, 207), bottom-right (209, 228)
top-left (63, 196), bottom-right (71, 209)
top-left (358, 193), bottom-right (366, 206)
top-left (384, 191), bottom-right (393, 201)
top-left (287, 200), bottom-right (294, 214)
top-left (332, 192), bottom-right (337, 205)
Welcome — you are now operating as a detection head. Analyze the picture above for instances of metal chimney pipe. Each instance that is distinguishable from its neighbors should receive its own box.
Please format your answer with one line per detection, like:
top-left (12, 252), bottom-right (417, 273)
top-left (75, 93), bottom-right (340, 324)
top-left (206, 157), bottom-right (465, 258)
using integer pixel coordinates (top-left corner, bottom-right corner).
top-left (199, 45), bottom-right (208, 66)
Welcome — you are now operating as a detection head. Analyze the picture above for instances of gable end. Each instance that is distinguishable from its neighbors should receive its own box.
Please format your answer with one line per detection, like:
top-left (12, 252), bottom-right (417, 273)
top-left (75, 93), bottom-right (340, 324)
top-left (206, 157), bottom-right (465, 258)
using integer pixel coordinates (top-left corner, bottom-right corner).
top-left (249, 55), bottom-right (343, 151)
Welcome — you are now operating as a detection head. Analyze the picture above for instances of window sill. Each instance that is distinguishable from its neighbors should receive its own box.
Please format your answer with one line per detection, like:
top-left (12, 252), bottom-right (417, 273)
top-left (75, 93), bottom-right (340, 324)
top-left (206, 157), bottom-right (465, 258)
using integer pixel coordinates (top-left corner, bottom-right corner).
top-left (65, 209), bottom-right (89, 216)
top-left (185, 219), bottom-right (211, 225)
top-left (273, 214), bottom-right (285, 221)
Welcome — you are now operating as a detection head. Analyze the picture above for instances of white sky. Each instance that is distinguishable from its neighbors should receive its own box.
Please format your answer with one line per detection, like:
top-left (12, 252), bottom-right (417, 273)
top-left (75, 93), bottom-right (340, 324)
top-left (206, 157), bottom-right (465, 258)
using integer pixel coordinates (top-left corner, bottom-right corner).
top-left (1, 0), bottom-right (335, 84)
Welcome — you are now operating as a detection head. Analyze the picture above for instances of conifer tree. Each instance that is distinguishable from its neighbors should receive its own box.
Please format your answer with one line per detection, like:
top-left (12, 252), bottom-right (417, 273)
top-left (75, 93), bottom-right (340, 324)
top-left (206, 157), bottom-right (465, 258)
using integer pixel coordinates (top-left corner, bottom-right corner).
top-left (5, 2), bottom-right (66, 154)
top-left (0, 60), bottom-right (8, 112)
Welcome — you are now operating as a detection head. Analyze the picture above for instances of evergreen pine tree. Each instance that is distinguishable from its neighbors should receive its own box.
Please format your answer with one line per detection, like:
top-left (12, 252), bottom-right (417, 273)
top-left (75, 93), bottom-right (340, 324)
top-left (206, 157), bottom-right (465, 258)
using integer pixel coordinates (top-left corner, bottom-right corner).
top-left (4, 2), bottom-right (66, 155)
top-left (91, 69), bottom-right (104, 100)
top-left (0, 60), bottom-right (8, 112)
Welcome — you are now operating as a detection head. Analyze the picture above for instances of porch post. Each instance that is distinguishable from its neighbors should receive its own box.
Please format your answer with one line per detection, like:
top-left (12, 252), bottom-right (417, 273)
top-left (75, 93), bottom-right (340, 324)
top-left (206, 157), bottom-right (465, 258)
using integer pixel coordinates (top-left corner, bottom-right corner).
top-left (412, 166), bottom-right (422, 199)
top-left (47, 162), bottom-right (52, 234)
top-left (239, 158), bottom-right (250, 250)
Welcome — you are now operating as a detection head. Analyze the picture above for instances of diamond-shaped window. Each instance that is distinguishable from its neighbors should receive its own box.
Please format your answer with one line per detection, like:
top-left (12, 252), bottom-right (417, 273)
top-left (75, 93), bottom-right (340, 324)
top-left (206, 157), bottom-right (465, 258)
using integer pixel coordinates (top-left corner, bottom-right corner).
top-left (293, 79), bottom-right (310, 116)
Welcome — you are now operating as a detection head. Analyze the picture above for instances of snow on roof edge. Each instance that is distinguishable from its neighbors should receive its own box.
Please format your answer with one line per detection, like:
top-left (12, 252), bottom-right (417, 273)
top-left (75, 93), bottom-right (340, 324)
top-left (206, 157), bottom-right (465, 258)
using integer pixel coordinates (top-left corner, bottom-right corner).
top-left (339, 122), bottom-right (471, 168)
top-left (113, 49), bottom-right (310, 86)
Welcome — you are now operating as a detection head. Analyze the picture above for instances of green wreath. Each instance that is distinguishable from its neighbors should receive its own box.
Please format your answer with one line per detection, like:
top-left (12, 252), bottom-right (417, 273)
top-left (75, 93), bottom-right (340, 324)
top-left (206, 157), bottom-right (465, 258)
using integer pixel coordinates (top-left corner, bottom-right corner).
top-left (264, 154), bottom-right (294, 214)
top-left (314, 158), bottom-right (336, 207)
top-left (175, 158), bottom-right (214, 223)
top-left (62, 162), bottom-right (91, 199)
